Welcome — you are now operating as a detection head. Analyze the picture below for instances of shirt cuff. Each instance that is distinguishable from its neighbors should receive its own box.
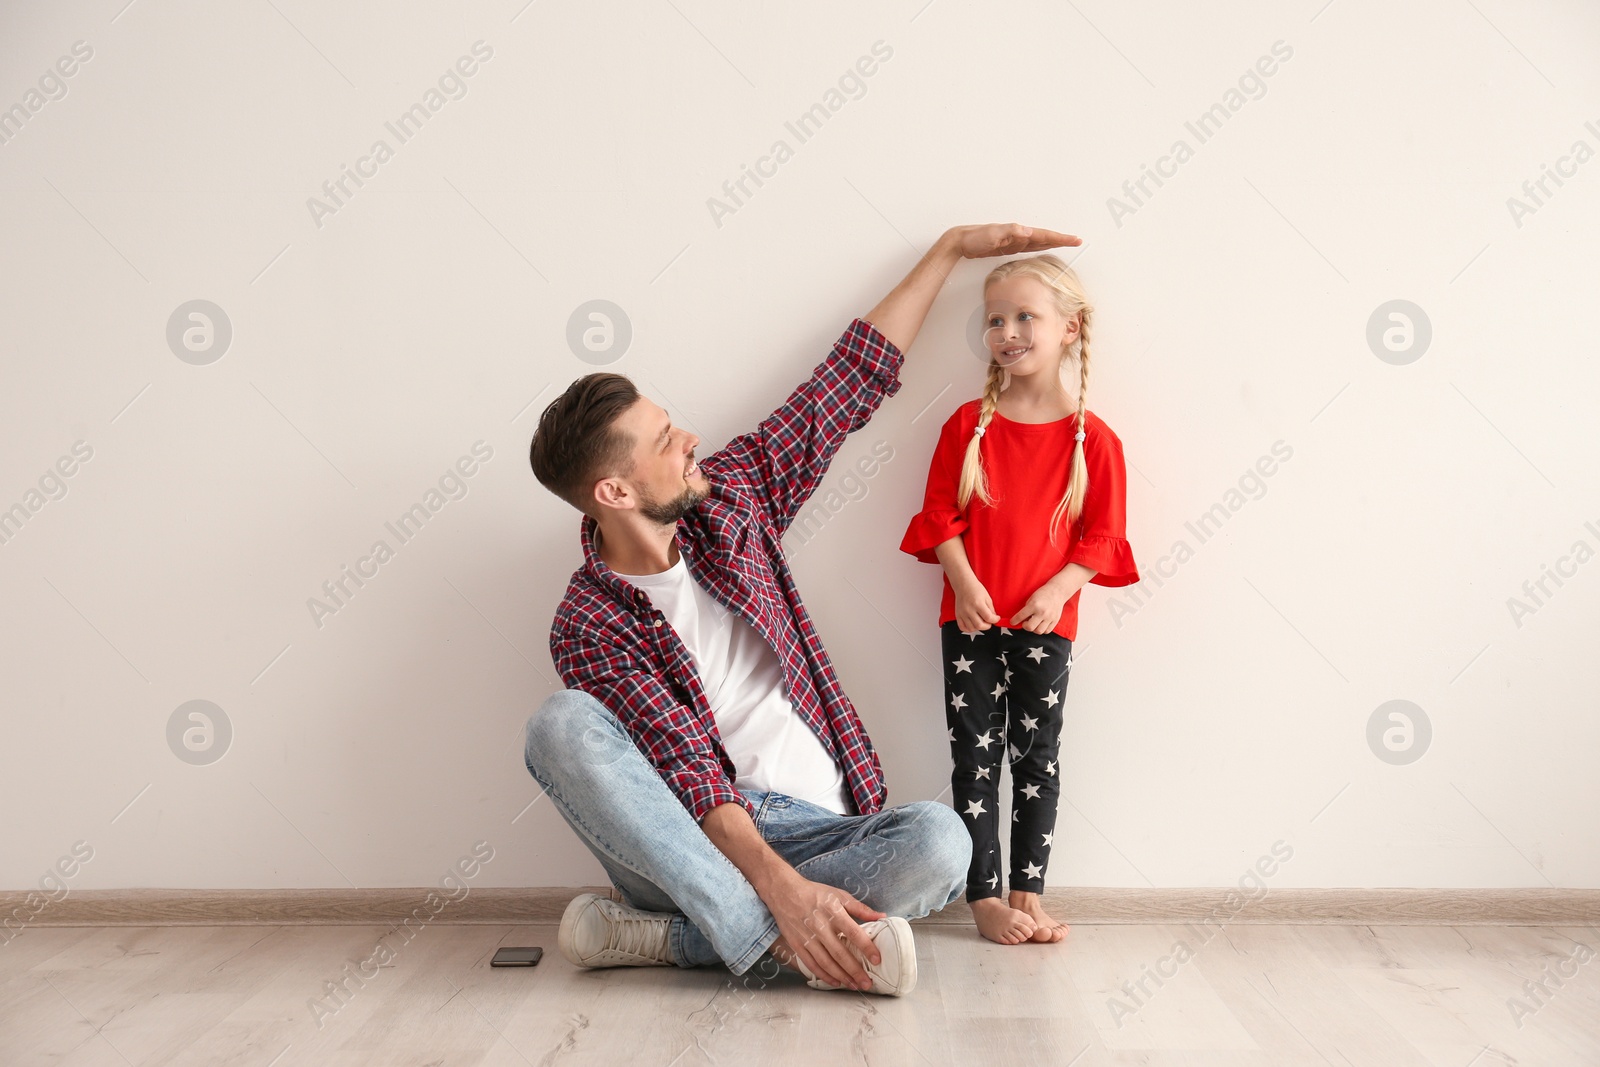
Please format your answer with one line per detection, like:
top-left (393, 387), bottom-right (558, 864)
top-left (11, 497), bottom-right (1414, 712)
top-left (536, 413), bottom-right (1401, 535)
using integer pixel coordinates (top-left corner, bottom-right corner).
top-left (844, 317), bottom-right (905, 392)
top-left (900, 509), bottom-right (968, 564)
top-left (681, 772), bottom-right (757, 823)
top-left (1069, 534), bottom-right (1140, 587)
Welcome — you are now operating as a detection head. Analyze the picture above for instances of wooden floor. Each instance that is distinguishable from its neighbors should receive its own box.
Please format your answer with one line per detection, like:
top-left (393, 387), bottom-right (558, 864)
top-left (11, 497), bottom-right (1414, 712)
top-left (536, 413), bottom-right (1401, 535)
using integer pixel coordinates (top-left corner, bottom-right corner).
top-left (2, 921), bottom-right (1597, 1066)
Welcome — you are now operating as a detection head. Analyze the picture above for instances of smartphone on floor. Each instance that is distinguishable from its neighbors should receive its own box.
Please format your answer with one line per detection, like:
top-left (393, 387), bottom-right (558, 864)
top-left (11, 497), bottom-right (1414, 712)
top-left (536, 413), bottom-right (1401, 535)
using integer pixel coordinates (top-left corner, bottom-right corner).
top-left (491, 947), bottom-right (544, 967)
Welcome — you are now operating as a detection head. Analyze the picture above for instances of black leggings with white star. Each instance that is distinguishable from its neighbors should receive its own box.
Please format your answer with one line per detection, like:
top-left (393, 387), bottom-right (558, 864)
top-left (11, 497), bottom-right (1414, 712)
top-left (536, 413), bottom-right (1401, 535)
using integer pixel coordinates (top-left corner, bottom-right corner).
top-left (940, 620), bottom-right (1071, 902)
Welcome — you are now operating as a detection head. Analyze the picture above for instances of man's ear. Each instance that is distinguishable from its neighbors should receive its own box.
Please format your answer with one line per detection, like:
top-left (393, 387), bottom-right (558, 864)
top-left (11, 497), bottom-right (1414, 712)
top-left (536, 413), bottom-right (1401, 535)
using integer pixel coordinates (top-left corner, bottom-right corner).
top-left (592, 476), bottom-right (631, 513)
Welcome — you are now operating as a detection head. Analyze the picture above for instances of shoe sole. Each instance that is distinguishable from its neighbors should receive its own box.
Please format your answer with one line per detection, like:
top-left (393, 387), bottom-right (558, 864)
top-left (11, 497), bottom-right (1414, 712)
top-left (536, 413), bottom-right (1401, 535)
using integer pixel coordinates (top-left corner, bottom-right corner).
top-left (881, 916), bottom-right (918, 996)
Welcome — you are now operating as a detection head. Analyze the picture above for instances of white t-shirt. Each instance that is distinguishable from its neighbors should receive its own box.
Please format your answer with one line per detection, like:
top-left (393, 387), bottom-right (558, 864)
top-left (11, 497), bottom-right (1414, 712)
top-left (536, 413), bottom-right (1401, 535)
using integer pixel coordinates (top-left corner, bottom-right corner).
top-left (612, 550), bottom-right (850, 815)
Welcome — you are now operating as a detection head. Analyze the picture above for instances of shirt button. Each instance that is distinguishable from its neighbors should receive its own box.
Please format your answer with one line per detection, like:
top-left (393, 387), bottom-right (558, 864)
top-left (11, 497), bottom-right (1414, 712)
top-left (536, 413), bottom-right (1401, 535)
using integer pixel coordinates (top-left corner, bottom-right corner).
top-left (653, 619), bottom-right (663, 627)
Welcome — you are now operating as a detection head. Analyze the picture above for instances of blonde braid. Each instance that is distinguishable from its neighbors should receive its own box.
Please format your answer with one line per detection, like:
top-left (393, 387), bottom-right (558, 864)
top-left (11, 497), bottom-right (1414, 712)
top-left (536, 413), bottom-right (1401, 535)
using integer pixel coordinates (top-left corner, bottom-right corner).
top-left (957, 362), bottom-right (1006, 509)
top-left (1049, 313), bottom-right (1092, 545)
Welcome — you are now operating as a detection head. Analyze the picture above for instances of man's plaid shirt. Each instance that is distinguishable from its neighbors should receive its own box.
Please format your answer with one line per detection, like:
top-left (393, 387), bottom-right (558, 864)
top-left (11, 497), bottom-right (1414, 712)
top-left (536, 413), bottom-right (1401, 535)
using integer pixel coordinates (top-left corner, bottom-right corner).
top-left (548, 317), bottom-right (904, 823)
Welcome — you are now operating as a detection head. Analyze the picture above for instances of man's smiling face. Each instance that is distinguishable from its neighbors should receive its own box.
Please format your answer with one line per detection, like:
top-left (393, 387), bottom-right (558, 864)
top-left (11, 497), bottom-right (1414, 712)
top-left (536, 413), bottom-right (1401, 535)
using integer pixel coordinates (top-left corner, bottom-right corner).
top-left (601, 397), bottom-right (710, 525)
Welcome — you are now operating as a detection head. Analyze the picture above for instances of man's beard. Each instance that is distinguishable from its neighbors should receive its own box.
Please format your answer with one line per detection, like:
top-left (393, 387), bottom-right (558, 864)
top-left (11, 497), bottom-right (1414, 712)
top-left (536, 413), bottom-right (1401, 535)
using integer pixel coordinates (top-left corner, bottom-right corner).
top-left (637, 480), bottom-right (709, 525)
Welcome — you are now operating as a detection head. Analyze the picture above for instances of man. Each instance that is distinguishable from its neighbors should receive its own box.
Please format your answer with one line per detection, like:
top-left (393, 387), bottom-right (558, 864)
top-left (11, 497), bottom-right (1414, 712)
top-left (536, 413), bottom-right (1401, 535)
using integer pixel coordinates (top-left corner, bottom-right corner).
top-left (524, 223), bottom-right (1080, 995)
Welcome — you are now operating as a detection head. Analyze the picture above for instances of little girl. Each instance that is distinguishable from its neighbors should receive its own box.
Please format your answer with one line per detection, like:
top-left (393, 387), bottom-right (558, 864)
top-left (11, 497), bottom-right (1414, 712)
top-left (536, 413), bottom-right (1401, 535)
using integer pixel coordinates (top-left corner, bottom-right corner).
top-left (900, 254), bottom-right (1139, 946)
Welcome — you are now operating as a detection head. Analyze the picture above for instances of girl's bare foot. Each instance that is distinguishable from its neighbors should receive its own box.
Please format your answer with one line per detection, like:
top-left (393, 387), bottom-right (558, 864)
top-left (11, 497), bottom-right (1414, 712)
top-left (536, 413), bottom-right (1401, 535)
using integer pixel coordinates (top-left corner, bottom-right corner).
top-left (1008, 890), bottom-right (1068, 943)
top-left (969, 897), bottom-right (1038, 945)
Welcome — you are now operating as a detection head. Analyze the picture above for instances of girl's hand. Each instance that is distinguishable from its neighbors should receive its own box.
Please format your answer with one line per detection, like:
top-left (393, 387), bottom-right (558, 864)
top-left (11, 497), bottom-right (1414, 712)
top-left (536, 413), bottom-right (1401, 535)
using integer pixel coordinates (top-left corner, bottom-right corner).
top-left (954, 577), bottom-right (1001, 633)
top-left (1011, 582), bottom-right (1070, 635)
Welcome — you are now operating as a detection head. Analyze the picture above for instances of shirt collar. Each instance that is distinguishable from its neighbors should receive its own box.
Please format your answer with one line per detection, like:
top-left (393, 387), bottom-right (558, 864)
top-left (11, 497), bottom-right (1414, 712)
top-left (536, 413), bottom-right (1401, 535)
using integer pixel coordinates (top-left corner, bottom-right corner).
top-left (580, 513), bottom-right (656, 609)
top-left (577, 477), bottom-right (750, 604)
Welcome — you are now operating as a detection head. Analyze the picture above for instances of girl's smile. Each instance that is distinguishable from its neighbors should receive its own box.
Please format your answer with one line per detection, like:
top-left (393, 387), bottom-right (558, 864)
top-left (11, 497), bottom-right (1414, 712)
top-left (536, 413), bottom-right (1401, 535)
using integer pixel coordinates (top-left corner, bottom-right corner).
top-left (984, 274), bottom-right (1082, 383)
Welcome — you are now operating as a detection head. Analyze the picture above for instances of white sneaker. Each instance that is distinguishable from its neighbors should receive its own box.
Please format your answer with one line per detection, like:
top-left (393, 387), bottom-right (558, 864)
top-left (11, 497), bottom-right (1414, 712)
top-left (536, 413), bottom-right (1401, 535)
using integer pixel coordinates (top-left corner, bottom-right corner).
top-left (788, 916), bottom-right (917, 996)
top-left (557, 892), bottom-right (674, 968)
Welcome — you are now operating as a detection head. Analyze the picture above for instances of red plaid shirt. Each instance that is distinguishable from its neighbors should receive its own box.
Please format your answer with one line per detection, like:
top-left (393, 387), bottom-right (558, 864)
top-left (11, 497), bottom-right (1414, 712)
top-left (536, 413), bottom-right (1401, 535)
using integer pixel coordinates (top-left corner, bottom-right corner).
top-left (548, 318), bottom-right (904, 823)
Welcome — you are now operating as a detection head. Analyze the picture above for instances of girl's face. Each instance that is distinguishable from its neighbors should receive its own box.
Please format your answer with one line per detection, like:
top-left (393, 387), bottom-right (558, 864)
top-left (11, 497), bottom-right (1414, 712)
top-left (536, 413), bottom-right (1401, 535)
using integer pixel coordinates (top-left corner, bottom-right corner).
top-left (982, 274), bottom-right (1080, 379)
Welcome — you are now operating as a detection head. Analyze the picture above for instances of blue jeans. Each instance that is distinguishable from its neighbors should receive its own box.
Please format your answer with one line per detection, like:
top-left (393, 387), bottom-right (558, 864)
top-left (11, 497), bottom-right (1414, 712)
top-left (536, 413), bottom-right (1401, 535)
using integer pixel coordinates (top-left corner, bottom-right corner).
top-left (523, 689), bottom-right (971, 976)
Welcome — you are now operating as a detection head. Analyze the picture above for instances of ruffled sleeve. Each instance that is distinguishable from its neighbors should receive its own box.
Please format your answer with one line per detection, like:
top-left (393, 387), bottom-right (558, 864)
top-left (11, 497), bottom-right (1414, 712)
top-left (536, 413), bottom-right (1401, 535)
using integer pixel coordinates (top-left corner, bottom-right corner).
top-left (1067, 418), bottom-right (1140, 587)
top-left (899, 410), bottom-right (969, 564)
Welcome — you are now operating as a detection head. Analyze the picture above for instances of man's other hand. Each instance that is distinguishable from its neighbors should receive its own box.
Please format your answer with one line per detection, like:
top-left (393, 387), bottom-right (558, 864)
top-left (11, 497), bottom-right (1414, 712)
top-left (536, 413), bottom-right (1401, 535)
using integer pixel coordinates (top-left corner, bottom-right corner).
top-left (765, 872), bottom-right (886, 991)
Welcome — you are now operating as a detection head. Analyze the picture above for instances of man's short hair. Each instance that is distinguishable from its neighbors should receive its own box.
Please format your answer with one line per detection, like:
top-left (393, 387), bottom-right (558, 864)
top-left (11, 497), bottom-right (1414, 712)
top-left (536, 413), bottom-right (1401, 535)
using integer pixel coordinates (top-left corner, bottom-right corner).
top-left (529, 373), bottom-right (641, 514)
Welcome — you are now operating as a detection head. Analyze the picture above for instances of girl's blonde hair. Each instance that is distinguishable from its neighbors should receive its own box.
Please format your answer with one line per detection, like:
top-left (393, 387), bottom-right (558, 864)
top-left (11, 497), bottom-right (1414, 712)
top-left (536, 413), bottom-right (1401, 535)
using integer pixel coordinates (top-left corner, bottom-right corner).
top-left (956, 254), bottom-right (1093, 545)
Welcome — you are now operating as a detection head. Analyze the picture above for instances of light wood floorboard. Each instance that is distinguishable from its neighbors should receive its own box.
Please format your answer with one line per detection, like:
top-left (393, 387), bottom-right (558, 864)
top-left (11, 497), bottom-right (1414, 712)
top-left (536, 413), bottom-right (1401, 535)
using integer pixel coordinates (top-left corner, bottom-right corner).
top-left (1, 921), bottom-right (1596, 1066)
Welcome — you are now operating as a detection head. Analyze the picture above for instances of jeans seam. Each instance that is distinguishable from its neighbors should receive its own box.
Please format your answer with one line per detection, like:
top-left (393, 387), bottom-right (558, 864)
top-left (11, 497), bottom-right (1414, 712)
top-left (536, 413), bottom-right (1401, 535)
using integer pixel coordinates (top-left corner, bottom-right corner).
top-left (526, 761), bottom-right (665, 890)
top-left (785, 807), bottom-right (898, 872)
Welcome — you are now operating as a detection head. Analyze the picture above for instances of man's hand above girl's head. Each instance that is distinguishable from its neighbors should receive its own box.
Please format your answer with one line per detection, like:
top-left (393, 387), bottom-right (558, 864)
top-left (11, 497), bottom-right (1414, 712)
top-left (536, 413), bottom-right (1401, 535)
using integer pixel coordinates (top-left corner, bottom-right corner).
top-left (943, 223), bottom-right (1082, 261)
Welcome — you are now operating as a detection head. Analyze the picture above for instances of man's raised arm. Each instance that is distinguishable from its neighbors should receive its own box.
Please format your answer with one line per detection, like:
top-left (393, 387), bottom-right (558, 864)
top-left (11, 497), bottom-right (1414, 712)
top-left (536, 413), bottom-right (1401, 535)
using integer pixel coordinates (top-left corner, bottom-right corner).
top-left (704, 223), bottom-right (1080, 534)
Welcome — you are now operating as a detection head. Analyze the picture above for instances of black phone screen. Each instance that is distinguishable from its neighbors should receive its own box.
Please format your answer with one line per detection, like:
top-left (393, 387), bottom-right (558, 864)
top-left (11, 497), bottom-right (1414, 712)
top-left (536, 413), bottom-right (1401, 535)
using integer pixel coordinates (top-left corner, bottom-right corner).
top-left (491, 946), bottom-right (544, 967)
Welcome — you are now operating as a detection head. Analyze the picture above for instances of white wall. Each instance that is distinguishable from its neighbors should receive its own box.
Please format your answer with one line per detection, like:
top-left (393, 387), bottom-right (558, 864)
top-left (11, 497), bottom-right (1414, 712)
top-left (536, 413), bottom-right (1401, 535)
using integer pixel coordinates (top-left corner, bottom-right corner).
top-left (2, 0), bottom-right (1596, 895)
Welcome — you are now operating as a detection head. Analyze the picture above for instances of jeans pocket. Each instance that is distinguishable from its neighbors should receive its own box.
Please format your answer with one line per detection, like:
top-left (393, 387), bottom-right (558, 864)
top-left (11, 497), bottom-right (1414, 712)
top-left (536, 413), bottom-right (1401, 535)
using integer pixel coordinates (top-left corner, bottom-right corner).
top-left (769, 792), bottom-right (854, 845)
top-left (751, 791), bottom-right (790, 835)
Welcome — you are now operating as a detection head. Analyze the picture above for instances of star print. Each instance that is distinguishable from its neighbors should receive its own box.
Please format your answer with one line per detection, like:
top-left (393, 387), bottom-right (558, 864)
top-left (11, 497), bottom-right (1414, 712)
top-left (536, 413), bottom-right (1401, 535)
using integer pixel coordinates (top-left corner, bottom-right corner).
top-left (990, 682), bottom-right (1006, 699)
top-left (1042, 832), bottom-right (1054, 847)
top-left (1000, 627), bottom-right (1012, 635)
top-left (1003, 669), bottom-right (1013, 683)
top-left (974, 766), bottom-right (991, 780)
top-left (1026, 647), bottom-right (1048, 663)
top-left (965, 630), bottom-right (981, 641)
top-left (1020, 714), bottom-right (1039, 732)
top-left (1012, 810), bottom-right (1019, 822)
top-left (999, 652), bottom-right (1009, 665)
top-left (1045, 760), bottom-right (1056, 776)
top-left (1008, 743), bottom-right (1022, 762)
top-left (952, 655), bottom-right (974, 675)
top-left (986, 873), bottom-right (998, 888)
top-left (964, 798), bottom-right (986, 818)
top-left (974, 730), bottom-right (995, 751)
top-left (1042, 689), bottom-right (1060, 708)
top-left (1021, 783), bottom-right (1042, 800)
top-left (950, 693), bottom-right (967, 711)
top-left (948, 728), bottom-right (956, 742)
top-left (1022, 862), bottom-right (1043, 880)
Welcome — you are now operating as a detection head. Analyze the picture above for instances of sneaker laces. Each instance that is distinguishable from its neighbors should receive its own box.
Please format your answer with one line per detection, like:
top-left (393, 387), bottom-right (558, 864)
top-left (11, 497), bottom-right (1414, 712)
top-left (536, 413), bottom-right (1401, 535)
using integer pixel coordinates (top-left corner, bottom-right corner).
top-left (608, 906), bottom-right (669, 961)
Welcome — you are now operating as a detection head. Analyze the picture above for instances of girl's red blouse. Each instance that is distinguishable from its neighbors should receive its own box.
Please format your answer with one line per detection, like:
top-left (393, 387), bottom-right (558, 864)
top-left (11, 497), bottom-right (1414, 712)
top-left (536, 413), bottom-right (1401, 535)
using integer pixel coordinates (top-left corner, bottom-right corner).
top-left (899, 399), bottom-right (1139, 642)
